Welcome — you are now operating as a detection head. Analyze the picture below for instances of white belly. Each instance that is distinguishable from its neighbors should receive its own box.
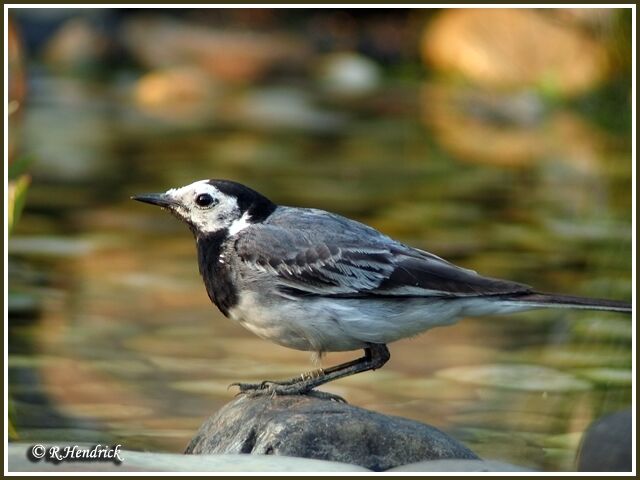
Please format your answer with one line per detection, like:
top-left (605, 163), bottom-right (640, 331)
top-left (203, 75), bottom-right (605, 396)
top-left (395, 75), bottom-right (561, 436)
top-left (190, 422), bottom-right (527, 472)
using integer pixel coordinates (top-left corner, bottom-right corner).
top-left (228, 291), bottom-right (364, 352)
top-left (226, 291), bottom-right (526, 353)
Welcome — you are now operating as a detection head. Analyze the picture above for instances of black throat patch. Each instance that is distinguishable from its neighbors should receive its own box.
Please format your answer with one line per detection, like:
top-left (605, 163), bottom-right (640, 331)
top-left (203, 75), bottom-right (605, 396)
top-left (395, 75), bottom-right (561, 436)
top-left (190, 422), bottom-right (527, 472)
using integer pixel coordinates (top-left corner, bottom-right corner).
top-left (196, 229), bottom-right (237, 317)
top-left (196, 180), bottom-right (277, 316)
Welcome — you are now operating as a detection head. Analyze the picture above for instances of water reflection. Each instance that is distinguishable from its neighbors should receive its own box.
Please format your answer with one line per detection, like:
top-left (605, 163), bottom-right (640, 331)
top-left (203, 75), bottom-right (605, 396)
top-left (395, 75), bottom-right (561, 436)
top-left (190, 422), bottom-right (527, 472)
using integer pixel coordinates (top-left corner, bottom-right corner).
top-left (8, 8), bottom-right (632, 472)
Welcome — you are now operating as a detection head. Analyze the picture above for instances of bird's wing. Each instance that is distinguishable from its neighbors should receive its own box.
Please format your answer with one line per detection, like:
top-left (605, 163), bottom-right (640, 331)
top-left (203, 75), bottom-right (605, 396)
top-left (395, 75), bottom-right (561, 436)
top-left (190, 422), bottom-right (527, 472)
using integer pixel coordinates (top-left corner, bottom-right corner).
top-left (233, 208), bottom-right (531, 298)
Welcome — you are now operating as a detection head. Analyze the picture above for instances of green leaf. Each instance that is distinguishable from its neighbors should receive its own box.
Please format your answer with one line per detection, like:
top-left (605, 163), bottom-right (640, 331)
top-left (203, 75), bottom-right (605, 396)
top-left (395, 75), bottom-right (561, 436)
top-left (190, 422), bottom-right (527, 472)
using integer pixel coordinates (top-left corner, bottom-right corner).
top-left (8, 154), bottom-right (35, 180)
top-left (8, 175), bottom-right (30, 235)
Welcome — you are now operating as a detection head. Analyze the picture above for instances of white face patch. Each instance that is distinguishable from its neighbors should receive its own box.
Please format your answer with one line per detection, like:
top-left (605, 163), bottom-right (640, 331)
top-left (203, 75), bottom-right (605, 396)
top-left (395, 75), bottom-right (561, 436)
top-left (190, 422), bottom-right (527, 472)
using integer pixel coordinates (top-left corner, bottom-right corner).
top-left (164, 180), bottom-right (242, 234)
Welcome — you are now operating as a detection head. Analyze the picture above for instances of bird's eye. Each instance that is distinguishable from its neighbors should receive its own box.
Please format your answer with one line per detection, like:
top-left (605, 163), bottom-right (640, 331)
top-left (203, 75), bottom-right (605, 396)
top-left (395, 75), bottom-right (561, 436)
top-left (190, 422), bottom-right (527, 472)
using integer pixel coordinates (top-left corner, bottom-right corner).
top-left (195, 193), bottom-right (216, 208)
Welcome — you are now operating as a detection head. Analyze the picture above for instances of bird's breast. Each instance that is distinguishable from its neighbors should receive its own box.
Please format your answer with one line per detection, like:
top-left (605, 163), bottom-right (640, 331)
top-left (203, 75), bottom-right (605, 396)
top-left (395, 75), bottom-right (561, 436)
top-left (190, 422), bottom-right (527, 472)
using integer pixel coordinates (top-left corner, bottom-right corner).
top-left (196, 231), bottom-right (238, 316)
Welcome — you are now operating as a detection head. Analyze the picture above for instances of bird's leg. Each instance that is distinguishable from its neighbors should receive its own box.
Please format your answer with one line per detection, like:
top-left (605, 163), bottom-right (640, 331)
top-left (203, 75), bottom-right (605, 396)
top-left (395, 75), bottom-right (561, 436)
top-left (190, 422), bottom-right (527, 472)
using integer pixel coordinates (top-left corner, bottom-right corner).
top-left (231, 344), bottom-right (390, 400)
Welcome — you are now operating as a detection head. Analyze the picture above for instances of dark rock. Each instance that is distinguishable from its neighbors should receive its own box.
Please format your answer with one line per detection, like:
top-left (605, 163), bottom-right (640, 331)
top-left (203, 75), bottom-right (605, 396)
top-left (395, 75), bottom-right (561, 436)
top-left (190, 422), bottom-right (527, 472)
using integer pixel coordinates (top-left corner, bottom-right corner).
top-left (185, 394), bottom-right (478, 471)
top-left (577, 409), bottom-right (632, 472)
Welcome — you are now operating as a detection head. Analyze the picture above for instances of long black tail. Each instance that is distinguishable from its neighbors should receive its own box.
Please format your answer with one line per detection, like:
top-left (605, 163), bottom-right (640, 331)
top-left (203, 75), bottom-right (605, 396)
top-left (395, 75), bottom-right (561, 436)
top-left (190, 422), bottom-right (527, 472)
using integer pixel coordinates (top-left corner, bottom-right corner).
top-left (514, 292), bottom-right (632, 314)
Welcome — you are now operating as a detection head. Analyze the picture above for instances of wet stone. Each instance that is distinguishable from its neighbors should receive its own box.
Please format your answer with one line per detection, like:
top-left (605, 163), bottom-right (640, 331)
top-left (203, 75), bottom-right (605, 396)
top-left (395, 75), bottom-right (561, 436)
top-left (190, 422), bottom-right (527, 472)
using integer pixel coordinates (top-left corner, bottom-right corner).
top-left (185, 394), bottom-right (478, 471)
top-left (577, 409), bottom-right (632, 472)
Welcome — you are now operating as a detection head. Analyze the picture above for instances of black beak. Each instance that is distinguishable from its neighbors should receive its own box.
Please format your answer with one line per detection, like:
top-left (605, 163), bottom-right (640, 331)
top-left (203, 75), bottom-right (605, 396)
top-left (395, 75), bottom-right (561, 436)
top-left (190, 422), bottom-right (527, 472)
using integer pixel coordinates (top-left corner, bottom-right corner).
top-left (131, 193), bottom-right (175, 208)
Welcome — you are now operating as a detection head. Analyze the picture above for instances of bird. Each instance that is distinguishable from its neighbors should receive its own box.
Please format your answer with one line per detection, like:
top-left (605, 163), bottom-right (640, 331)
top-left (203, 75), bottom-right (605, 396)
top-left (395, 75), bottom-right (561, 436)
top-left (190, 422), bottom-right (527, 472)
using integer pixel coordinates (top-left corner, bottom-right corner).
top-left (132, 179), bottom-right (632, 399)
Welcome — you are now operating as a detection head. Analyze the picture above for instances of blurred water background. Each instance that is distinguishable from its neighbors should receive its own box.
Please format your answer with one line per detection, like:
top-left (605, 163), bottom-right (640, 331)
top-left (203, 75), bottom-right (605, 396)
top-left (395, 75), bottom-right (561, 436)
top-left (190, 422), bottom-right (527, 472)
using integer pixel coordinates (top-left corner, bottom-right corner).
top-left (7, 8), bottom-right (632, 471)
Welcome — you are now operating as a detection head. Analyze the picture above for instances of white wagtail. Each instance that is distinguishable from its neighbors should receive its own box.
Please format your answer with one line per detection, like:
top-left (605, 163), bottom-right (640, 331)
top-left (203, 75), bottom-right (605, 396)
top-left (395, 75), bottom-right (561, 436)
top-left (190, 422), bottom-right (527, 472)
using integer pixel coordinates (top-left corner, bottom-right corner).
top-left (133, 179), bottom-right (631, 398)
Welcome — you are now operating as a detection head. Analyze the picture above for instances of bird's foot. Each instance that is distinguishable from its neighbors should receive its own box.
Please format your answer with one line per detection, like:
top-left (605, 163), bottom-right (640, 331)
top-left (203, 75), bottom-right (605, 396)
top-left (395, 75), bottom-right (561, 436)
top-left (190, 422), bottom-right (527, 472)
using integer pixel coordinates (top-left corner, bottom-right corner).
top-left (229, 380), bottom-right (346, 403)
top-left (229, 379), bottom-right (293, 392)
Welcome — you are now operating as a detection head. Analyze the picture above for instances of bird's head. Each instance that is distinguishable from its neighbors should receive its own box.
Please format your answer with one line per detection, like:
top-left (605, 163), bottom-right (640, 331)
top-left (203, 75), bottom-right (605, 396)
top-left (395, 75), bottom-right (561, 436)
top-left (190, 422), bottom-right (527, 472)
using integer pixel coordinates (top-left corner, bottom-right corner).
top-left (132, 179), bottom-right (276, 236)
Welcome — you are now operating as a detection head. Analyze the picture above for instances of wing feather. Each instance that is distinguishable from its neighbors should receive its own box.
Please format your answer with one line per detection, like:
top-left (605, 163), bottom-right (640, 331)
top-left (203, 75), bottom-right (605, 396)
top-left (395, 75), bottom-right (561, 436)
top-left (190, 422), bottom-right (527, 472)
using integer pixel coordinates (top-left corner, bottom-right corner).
top-left (233, 208), bottom-right (531, 298)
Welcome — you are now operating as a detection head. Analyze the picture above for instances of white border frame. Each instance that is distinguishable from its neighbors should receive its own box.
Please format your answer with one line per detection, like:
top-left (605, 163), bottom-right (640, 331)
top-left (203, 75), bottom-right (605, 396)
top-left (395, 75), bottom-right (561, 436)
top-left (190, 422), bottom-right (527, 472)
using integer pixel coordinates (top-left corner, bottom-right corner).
top-left (3, 4), bottom-right (636, 476)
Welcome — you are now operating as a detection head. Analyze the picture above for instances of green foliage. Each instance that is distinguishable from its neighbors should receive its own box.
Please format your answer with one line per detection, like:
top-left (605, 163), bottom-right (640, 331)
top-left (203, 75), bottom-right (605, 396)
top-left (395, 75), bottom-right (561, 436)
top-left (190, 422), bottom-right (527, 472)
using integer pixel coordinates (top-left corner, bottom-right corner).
top-left (8, 154), bottom-right (34, 180)
top-left (8, 167), bottom-right (30, 438)
top-left (7, 160), bottom-right (31, 439)
top-left (8, 174), bottom-right (30, 235)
